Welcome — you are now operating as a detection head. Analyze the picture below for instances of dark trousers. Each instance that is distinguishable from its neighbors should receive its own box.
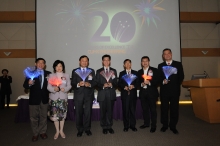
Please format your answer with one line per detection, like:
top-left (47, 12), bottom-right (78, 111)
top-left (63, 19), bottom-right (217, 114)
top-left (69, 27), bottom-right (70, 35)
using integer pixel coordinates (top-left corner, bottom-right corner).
top-left (0, 93), bottom-right (10, 108)
top-left (121, 95), bottom-right (137, 128)
top-left (29, 102), bottom-right (48, 136)
top-left (75, 98), bottom-right (93, 132)
top-left (160, 95), bottom-right (179, 129)
top-left (140, 91), bottom-right (157, 128)
top-left (99, 89), bottom-right (115, 129)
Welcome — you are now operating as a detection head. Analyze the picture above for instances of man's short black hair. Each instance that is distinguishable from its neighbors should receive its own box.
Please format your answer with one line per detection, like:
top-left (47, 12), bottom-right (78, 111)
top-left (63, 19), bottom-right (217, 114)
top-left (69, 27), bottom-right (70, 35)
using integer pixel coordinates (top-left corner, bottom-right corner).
top-left (2, 69), bottom-right (8, 74)
top-left (53, 60), bottom-right (65, 73)
top-left (35, 58), bottom-right (46, 64)
top-left (123, 59), bottom-right (131, 64)
top-left (79, 55), bottom-right (89, 61)
top-left (141, 56), bottom-right (150, 62)
top-left (102, 54), bottom-right (111, 60)
top-left (163, 48), bottom-right (172, 54)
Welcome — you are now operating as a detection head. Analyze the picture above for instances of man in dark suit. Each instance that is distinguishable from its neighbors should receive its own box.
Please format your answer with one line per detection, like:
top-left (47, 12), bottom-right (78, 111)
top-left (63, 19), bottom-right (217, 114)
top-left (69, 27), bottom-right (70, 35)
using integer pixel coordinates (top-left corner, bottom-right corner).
top-left (71, 55), bottom-right (96, 137)
top-left (158, 48), bottom-right (184, 134)
top-left (0, 69), bottom-right (12, 109)
top-left (95, 54), bottom-right (117, 134)
top-left (118, 59), bottom-right (138, 132)
top-left (23, 58), bottom-right (51, 142)
top-left (138, 56), bottom-right (159, 133)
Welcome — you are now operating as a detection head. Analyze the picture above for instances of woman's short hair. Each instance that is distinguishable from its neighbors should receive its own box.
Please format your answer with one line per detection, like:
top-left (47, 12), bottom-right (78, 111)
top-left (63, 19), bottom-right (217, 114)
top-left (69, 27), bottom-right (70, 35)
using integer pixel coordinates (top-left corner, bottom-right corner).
top-left (53, 60), bottom-right (65, 73)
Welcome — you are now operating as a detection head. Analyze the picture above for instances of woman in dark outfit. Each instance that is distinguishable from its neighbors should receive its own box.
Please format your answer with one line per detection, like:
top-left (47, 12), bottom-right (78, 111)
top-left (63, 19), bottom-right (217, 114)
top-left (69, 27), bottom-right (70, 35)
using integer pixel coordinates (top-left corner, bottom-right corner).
top-left (0, 69), bottom-right (12, 109)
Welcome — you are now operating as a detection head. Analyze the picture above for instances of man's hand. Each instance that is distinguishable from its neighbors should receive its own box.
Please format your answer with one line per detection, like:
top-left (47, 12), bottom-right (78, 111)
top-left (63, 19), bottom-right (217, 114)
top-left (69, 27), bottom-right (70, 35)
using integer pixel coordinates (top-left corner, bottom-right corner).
top-left (28, 79), bottom-right (35, 85)
top-left (144, 79), bottom-right (150, 85)
top-left (84, 82), bottom-right (91, 87)
top-left (108, 83), bottom-right (112, 87)
top-left (79, 81), bottom-right (85, 86)
top-left (163, 79), bottom-right (169, 84)
top-left (124, 86), bottom-right (129, 91)
top-left (104, 83), bottom-right (109, 88)
top-left (129, 85), bottom-right (134, 90)
top-left (60, 88), bottom-right (65, 92)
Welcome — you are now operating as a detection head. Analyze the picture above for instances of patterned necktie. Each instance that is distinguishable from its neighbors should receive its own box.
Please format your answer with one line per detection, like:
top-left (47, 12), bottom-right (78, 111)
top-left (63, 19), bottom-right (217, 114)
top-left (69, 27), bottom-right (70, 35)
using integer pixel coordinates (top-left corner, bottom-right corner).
top-left (168, 63), bottom-right (170, 65)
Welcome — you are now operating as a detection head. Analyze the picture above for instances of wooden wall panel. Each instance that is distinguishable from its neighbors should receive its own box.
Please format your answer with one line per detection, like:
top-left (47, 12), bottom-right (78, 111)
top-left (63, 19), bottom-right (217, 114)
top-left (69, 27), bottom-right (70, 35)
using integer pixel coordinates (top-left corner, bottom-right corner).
top-left (182, 48), bottom-right (220, 57)
top-left (0, 11), bottom-right (35, 23)
top-left (0, 49), bottom-right (35, 58)
top-left (0, 11), bottom-right (220, 23)
top-left (180, 12), bottom-right (220, 23)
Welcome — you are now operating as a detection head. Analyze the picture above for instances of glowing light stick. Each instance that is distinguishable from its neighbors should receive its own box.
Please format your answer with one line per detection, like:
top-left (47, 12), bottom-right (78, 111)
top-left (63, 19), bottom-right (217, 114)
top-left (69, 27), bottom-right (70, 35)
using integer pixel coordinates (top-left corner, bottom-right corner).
top-left (100, 70), bottom-right (114, 82)
top-left (142, 74), bottom-right (152, 80)
top-left (23, 67), bottom-right (40, 80)
top-left (122, 74), bottom-right (137, 86)
top-left (162, 66), bottom-right (177, 79)
top-left (75, 68), bottom-right (92, 81)
top-left (48, 76), bottom-right (62, 86)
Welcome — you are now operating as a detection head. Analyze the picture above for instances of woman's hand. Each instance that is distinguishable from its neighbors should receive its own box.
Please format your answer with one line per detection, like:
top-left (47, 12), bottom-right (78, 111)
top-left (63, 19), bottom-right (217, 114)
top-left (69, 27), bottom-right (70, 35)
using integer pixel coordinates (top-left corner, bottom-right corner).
top-left (54, 86), bottom-right (59, 92)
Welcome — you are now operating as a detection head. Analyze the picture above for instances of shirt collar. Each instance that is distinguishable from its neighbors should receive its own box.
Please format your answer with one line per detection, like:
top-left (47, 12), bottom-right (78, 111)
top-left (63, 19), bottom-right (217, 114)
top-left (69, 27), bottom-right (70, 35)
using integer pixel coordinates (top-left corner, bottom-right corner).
top-left (126, 69), bottom-right (131, 72)
top-left (143, 67), bottom-right (149, 71)
top-left (104, 67), bottom-right (109, 71)
top-left (81, 67), bottom-right (86, 71)
top-left (166, 60), bottom-right (173, 65)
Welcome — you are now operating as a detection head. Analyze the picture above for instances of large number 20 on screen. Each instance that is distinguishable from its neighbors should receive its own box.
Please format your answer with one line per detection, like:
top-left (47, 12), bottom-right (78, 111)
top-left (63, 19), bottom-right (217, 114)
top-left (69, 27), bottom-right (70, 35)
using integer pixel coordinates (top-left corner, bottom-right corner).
top-left (90, 11), bottom-right (136, 43)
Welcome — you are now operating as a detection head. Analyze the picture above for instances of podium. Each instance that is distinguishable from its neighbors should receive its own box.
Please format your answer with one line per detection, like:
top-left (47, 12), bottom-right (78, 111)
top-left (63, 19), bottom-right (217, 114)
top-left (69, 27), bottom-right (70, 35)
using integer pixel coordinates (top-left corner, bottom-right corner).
top-left (182, 78), bottom-right (220, 123)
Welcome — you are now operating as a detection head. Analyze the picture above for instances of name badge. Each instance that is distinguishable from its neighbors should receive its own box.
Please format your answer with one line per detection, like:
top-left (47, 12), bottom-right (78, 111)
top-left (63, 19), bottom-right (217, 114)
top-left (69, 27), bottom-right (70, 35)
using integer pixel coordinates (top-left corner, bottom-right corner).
top-left (148, 70), bottom-right (153, 76)
top-left (112, 75), bottom-right (115, 79)
top-left (88, 75), bottom-right (93, 80)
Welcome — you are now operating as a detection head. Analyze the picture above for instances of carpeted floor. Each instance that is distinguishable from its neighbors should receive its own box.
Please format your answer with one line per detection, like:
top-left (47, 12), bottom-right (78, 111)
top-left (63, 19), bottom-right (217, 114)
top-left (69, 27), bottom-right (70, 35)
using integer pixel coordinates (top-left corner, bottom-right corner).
top-left (0, 105), bottom-right (220, 146)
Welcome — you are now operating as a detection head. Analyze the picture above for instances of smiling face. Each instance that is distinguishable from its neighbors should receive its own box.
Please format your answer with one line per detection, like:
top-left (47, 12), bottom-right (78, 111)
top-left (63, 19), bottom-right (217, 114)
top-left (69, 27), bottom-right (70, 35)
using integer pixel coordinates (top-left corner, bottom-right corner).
top-left (55, 63), bottom-right (63, 73)
top-left (79, 57), bottom-right (89, 68)
top-left (163, 50), bottom-right (172, 62)
top-left (102, 57), bottom-right (111, 67)
top-left (35, 60), bottom-right (45, 70)
top-left (124, 60), bottom-right (131, 70)
top-left (141, 58), bottom-right (150, 69)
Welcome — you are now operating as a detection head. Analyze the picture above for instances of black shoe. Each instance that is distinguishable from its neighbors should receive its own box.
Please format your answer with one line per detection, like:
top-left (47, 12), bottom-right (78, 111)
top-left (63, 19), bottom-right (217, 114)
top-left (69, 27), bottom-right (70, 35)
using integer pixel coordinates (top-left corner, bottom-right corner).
top-left (160, 127), bottom-right (168, 132)
top-left (85, 130), bottom-right (92, 136)
top-left (77, 132), bottom-right (83, 137)
top-left (139, 125), bottom-right (149, 129)
top-left (170, 128), bottom-right (179, 134)
top-left (130, 127), bottom-right (137, 132)
top-left (103, 129), bottom-right (108, 134)
top-left (150, 128), bottom-right (156, 133)
top-left (123, 128), bottom-right (128, 132)
top-left (108, 128), bottom-right (114, 134)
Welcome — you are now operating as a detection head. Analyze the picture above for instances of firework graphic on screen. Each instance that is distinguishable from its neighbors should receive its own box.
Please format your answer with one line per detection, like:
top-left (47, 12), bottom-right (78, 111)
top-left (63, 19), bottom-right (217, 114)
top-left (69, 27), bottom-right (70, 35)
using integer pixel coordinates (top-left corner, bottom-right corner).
top-left (56, 0), bottom-right (106, 30)
top-left (134, 0), bottom-right (165, 27)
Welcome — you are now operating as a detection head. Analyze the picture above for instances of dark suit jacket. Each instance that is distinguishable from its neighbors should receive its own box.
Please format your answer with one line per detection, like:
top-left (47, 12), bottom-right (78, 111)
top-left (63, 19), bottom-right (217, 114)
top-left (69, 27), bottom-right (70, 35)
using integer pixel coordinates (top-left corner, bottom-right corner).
top-left (95, 67), bottom-right (117, 102)
top-left (71, 67), bottom-right (96, 101)
top-left (23, 70), bottom-right (51, 105)
top-left (118, 70), bottom-right (138, 100)
top-left (158, 60), bottom-right (184, 97)
top-left (138, 67), bottom-right (159, 99)
top-left (0, 76), bottom-right (12, 94)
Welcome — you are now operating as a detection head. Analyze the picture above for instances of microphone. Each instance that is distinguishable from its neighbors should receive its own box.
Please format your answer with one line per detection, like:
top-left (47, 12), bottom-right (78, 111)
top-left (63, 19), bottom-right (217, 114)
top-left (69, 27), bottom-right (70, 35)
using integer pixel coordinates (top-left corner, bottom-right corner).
top-left (204, 71), bottom-right (210, 78)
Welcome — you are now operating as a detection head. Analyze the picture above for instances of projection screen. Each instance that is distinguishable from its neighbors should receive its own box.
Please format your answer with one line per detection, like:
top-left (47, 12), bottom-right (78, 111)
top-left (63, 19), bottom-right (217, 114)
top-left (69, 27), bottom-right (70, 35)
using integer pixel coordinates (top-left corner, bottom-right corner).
top-left (36, 0), bottom-right (181, 74)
